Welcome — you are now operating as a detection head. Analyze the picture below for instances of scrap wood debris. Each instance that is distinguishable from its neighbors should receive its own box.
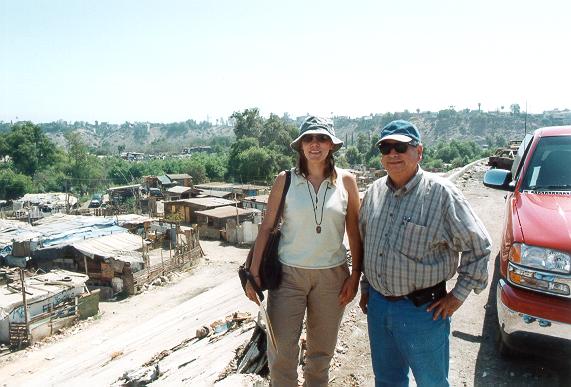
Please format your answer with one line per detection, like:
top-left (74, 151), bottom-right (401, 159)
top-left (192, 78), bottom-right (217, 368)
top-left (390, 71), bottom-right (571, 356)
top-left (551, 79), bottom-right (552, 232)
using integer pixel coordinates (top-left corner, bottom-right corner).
top-left (113, 311), bottom-right (254, 386)
top-left (101, 350), bottom-right (124, 367)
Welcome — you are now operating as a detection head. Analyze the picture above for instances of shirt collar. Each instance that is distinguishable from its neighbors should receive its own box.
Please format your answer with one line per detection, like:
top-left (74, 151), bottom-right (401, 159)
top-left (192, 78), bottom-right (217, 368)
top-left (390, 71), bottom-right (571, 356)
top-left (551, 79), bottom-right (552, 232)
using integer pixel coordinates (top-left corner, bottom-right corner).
top-left (385, 166), bottom-right (424, 195)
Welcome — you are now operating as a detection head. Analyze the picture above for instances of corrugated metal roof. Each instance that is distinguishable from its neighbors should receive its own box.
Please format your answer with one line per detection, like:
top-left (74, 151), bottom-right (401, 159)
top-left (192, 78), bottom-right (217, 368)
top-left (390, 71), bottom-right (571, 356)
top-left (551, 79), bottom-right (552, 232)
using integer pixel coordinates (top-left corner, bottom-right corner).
top-left (243, 194), bottom-right (269, 204)
top-left (0, 270), bottom-right (88, 318)
top-left (25, 214), bottom-right (127, 246)
top-left (166, 173), bottom-right (192, 180)
top-left (157, 175), bottom-right (172, 185)
top-left (231, 183), bottom-right (268, 190)
top-left (107, 184), bottom-right (141, 191)
top-left (194, 183), bottom-right (234, 190)
top-left (194, 183), bottom-right (268, 190)
top-left (16, 192), bottom-right (78, 207)
top-left (167, 186), bottom-right (192, 194)
top-left (115, 214), bottom-right (153, 226)
top-left (198, 190), bottom-right (234, 198)
top-left (169, 197), bottom-right (236, 207)
top-left (195, 205), bottom-right (259, 219)
top-left (0, 220), bottom-right (33, 248)
top-left (72, 232), bottom-right (146, 263)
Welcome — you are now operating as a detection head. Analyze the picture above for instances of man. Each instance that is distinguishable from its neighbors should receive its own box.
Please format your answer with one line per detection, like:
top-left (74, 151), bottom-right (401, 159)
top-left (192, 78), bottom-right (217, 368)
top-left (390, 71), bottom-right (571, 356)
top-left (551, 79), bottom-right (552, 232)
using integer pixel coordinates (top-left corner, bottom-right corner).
top-left (359, 120), bottom-right (491, 387)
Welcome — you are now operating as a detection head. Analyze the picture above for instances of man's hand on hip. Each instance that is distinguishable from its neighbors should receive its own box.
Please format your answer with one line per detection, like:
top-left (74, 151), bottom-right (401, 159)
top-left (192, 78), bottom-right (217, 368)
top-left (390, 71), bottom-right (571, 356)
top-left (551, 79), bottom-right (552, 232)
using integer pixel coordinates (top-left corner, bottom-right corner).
top-left (427, 293), bottom-right (463, 320)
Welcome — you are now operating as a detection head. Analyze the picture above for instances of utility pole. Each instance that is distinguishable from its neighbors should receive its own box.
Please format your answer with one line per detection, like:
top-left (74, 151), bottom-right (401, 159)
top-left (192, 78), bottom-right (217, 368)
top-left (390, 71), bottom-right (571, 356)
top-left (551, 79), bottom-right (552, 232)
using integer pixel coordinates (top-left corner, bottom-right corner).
top-left (19, 268), bottom-right (30, 347)
top-left (234, 193), bottom-right (239, 226)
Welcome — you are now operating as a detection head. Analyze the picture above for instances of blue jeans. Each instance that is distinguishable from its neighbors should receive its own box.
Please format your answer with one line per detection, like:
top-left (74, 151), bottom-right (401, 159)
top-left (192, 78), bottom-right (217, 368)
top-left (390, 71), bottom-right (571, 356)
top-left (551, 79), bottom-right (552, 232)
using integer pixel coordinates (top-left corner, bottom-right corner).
top-left (367, 287), bottom-right (451, 387)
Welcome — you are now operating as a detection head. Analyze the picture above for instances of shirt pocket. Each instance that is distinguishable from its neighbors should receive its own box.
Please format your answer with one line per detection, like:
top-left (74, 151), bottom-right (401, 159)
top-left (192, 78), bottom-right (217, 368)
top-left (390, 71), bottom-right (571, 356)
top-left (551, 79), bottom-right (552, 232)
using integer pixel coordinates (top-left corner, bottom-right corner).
top-left (397, 222), bottom-right (430, 261)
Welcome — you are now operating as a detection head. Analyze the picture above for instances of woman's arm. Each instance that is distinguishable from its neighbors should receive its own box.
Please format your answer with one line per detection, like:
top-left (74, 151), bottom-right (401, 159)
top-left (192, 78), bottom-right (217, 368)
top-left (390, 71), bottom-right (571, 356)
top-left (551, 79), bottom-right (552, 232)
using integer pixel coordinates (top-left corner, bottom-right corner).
top-left (245, 171), bottom-right (287, 303)
top-left (338, 171), bottom-right (363, 306)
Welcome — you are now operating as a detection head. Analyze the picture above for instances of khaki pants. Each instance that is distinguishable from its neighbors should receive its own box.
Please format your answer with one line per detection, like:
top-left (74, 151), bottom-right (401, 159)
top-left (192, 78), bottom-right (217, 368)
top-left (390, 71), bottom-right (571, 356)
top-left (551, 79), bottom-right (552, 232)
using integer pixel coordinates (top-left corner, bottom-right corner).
top-left (267, 264), bottom-right (349, 387)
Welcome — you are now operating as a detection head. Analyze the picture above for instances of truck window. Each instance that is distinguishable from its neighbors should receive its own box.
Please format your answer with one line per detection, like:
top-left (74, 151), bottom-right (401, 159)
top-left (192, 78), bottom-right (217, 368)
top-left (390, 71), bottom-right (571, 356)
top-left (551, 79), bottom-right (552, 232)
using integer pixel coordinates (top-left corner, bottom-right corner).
top-left (521, 136), bottom-right (571, 191)
top-left (511, 133), bottom-right (534, 178)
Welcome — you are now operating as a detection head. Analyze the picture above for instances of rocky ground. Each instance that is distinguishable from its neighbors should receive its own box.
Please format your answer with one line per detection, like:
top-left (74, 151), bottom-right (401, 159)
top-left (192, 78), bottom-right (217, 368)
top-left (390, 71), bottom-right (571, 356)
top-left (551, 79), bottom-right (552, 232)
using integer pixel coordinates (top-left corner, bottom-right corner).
top-left (1, 160), bottom-right (569, 386)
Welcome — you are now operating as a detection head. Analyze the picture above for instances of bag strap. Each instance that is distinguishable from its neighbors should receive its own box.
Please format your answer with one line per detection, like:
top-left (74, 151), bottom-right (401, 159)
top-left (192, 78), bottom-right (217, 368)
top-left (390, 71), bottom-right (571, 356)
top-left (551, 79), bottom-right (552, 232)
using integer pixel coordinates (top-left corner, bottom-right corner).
top-left (270, 170), bottom-right (291, 232)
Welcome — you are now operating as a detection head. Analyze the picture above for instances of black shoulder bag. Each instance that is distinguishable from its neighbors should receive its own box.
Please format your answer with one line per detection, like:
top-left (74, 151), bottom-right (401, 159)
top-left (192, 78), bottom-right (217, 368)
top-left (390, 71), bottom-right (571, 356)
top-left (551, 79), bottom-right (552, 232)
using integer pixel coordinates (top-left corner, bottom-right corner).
top-left (238, 170), bottom-right (291, 301)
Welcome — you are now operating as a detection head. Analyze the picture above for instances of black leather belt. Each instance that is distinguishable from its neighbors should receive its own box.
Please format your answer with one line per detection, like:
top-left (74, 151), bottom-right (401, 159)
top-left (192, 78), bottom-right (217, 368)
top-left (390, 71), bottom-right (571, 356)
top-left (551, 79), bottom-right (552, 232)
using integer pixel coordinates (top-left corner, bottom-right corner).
top-left (382, 282), bottom-right (447, 307)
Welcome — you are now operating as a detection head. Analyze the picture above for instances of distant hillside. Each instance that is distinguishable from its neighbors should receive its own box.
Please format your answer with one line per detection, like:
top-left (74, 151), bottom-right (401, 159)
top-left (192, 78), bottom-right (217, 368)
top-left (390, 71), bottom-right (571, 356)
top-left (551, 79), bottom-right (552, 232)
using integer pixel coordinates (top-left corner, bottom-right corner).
top-left (31, 120), bottom-right (235, 154)
top-left (2, 108), bottom-right (570, 153)
top-left (331, 108), bottom-right (571, 148)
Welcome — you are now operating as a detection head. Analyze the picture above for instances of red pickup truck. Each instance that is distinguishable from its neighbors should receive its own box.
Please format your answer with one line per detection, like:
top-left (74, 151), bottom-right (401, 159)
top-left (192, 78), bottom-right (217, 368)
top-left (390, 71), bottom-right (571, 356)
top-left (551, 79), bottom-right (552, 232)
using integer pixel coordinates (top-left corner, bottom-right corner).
top-left (483, 125), bottom-right (571, 359)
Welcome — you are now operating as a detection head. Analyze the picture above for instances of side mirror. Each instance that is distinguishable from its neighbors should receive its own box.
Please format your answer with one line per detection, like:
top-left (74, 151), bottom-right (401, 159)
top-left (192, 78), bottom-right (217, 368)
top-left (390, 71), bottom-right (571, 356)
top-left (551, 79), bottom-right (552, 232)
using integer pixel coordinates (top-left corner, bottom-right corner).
top-left (483, 169), bottom-right (514, 191)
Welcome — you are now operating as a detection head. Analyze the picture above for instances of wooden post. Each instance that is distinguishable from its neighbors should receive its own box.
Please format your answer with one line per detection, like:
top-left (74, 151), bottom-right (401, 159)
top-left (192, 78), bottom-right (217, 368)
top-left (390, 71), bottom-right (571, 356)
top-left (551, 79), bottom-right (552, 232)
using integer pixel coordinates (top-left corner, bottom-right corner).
top-left (19, 268), bottom-right (30, 346)
top-left (160, 237), bottom-right (165, 275)
top-left (169, 222), bottom-right (173, 263)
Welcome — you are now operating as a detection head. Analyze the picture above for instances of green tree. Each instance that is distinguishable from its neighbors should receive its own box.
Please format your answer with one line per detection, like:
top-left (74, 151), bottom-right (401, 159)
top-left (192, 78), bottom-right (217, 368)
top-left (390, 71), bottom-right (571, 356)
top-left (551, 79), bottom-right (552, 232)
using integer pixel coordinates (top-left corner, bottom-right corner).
top-left (335, 154), bottom-right (349, 169)
top-left (226, 137), bottom-right (260, 180)
top-left (202, 154), bottom-right (228, 181)
top-left (231, 108), bottom-right (263, 139)
top-left (356, 133), bottom-right (370, 155)
top-left (0, 135), bottom-right (7, 159)
top-left (65, 132), bottom-right (106, 195)
top-left (0, 169), bottom-right (33, 200)
top-left (260, 113), bottom-right (297, 154)
top-left (365, 133), bottom-right (380, 161)
top-left (2, 122), bottom-right (56, 175)
top-left (235, 147), bottom-right (277, 183)
top-left (366, 155), bottom-right (381, 169)
top-left (345, 146), bottom-right (362, 166)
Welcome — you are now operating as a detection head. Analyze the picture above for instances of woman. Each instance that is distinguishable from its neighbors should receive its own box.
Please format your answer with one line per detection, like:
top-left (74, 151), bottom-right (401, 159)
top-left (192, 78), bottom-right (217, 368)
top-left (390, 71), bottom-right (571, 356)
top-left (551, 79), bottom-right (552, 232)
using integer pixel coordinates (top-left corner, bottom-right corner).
top-left (245, 115), bottom-right (363, 386)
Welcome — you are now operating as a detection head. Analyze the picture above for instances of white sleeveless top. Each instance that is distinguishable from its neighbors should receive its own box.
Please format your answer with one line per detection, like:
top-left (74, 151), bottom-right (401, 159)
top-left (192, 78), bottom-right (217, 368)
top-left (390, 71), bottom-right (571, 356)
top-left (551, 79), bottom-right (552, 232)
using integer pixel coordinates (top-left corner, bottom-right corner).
top-left (278, 167), bottom-right (348, 268)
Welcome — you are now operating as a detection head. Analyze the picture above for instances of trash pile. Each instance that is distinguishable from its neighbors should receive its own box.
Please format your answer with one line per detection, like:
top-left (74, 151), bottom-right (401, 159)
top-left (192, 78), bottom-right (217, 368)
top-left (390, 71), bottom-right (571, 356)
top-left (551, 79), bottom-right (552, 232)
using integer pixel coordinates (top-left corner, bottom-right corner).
top-left (114, 312), bottom-right (256, 386)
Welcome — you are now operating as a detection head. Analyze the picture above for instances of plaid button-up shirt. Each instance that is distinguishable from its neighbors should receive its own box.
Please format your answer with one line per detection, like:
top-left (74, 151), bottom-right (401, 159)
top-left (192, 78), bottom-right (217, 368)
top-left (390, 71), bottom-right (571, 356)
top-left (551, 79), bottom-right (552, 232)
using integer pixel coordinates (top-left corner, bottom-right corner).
top-left (359, 167), bottom-right (491, 301)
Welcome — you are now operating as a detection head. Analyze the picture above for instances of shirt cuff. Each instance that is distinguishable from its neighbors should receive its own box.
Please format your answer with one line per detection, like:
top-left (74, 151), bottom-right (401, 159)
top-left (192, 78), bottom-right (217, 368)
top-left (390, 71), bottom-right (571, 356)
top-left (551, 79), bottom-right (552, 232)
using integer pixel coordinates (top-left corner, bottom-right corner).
top-left (451, 281), bottom-right (471, 302)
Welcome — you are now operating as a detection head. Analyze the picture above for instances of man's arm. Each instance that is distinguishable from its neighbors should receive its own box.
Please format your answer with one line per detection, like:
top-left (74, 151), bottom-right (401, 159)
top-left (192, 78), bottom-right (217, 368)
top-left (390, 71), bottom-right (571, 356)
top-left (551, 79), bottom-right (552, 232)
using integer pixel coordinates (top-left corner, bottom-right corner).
top-left (428, 184), bottom-right (492, 320)
top-left (358, 188), bottom-right (370, 313)
top-left (446, 188), bottom-right (492, 302)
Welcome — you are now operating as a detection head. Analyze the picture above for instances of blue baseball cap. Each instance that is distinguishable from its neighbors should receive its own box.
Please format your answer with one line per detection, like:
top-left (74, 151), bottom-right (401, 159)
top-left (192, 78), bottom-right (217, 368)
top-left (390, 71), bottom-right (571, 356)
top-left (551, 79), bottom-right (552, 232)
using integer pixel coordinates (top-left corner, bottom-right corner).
top-left (376, 120), bottom-right (421, 147)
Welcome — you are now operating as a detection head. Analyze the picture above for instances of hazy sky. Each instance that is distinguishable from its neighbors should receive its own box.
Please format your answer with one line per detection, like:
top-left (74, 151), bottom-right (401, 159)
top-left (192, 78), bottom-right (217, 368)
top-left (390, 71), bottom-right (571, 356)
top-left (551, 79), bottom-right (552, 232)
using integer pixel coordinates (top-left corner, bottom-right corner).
top-left (1, 0), bottom-right (570, 124)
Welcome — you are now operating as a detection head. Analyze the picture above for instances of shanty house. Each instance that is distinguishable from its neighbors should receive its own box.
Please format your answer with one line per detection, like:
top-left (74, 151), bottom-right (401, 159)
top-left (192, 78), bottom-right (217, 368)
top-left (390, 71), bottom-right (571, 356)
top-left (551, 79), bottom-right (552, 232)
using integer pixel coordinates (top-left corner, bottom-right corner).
top-left (164, 197), bottom-right (237, 224)
top-left (166, 173), bottom-right (192, 187)
top-left (194, 206), bottom-right (260, 240)
top-left (165, 186), bottom-right (193, 201)
top-left (107, 184), bottom-right (141, 204)
top-left (0, 270), bottom-right (93, 346)
top-left (194, 183), bottom-right (268, 200)
top-left (30, 232), bottom-right (148, 299)
top-left (242, 194), bottom-right (269, 214)
top-left (196, 189), bottom-right (234, 200)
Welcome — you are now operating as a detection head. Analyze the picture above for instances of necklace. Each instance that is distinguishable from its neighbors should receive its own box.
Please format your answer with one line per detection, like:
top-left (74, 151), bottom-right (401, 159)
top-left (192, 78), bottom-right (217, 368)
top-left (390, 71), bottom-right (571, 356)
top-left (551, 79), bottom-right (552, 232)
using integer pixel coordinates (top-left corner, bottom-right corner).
top-left (306, 180), bottom-right (330, 234)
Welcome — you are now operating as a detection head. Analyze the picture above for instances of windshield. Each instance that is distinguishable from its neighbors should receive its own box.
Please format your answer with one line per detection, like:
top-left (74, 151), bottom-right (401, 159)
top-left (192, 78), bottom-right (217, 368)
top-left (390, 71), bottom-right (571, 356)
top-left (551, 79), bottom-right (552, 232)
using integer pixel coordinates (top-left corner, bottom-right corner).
top-left (521, 136), bottom-right (571, 191)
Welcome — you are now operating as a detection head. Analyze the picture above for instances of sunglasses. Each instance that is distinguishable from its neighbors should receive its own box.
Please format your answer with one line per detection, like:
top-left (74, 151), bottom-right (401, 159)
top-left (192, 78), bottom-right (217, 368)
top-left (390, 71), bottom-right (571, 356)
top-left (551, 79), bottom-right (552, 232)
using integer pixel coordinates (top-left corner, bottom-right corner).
top-left (302, 134), bottom-right (331, 143)
top-left (378, 142), bottom-right (415, 155)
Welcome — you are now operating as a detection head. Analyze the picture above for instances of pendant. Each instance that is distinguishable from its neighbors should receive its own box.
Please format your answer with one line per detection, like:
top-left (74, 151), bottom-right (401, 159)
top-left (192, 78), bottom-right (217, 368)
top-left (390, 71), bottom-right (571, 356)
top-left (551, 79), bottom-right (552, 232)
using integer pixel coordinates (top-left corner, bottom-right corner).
top-left (316, 225), bottom-right (321, 233)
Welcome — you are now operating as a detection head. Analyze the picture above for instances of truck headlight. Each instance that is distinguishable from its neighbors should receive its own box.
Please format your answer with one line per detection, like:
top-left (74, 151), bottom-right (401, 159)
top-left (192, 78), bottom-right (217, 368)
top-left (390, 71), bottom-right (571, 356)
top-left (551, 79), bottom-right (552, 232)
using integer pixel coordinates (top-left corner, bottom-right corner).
top-left (509, 243), bottom-right (571, 274)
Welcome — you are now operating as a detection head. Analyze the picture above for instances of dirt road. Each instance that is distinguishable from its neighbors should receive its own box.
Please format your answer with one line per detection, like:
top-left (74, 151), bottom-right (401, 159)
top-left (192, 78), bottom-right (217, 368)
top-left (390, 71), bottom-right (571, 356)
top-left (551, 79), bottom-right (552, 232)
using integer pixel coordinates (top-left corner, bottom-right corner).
top-left (1, 161), bottom-right (568, 386)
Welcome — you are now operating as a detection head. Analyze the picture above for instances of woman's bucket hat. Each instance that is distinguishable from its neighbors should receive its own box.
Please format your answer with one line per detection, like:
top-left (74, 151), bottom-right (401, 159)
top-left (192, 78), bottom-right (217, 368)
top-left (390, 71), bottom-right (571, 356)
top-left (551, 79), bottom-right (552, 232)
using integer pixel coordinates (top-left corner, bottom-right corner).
top-left (290, 115), bottom-right (343, 152)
